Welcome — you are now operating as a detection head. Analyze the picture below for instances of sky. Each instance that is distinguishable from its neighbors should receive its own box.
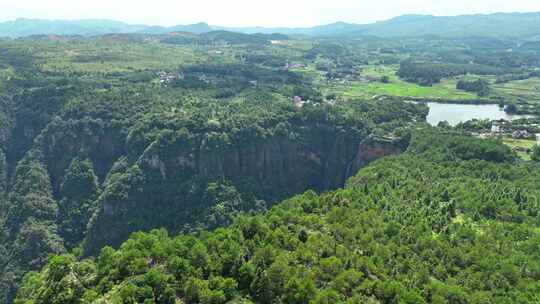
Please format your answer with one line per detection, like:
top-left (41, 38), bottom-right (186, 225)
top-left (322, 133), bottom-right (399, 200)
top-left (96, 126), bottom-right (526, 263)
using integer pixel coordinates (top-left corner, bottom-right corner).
top-left (1, 0), bottom-right (540, 27)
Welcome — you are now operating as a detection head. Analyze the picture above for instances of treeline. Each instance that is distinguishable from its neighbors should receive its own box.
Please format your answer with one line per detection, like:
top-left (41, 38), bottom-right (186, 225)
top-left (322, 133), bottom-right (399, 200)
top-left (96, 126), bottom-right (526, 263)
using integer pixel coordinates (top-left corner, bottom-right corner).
top-left (397, 61), bottom-right (510, 85)
top-left (15, 129), bottom-right (540, 304)
top-left (160, 31), bottom-right (283, 46)
top-left (495, 70), bottom-right (540, 83)
top-left (456, 79), bottom-right (490, 96)
top-left (172, 63), bottom-right (321, 100)
top-left (243, 54), bottom-right (288, 68)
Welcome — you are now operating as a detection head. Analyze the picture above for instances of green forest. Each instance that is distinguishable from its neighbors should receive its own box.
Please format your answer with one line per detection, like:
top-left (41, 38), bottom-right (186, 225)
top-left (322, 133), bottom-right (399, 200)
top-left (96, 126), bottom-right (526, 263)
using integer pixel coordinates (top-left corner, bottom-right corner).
top-left (14, 130), bottom-right (540, 303)
top-left (1, 14), bottom-right (540, 304)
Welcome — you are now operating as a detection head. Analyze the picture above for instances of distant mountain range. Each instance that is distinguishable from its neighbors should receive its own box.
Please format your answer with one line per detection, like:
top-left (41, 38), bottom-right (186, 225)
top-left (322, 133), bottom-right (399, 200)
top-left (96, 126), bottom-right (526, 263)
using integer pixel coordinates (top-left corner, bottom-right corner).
top-left (2, 12), bottom-right (540, 39)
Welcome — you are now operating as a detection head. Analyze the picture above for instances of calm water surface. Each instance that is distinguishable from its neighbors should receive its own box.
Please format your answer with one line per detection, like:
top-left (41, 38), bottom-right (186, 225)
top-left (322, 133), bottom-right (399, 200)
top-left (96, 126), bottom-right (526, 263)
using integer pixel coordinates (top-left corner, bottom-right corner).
top-left (426, 103), bottom-right (533, 126)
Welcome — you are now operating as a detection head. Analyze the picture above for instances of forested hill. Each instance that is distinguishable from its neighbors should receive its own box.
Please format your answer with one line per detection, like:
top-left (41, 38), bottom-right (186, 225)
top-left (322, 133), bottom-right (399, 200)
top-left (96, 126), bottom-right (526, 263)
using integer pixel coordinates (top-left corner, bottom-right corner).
top-left (2, 12), bottom-right (540, 38)
top-left (15, 129), bottom-right (540, 303)
top-left (2, 23), bottom-right (540, 304)
top-left (233, 12), bottom-right (540, 39)
top-left (0, 36), bottom-right (427, 302)
top-left (339, 12), bottom-right (540, 38)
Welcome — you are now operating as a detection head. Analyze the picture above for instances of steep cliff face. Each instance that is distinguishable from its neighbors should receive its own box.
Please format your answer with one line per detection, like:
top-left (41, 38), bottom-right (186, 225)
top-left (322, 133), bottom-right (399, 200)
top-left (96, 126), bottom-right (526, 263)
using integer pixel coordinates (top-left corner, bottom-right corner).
top-left (348, 135), bottom-right (410, 175)
top-left (0, 95), bottom-right (13, 150)
top-left (35, 117), bottom-right (128, 193)
top-left (83, 127), bottom-right (409, 254)
top-left (0, 108), bottom-right (130, 303)
top-left (0, 151), bottom-right (65, 302)
top-left (0, 150), bottom-right (6, 197)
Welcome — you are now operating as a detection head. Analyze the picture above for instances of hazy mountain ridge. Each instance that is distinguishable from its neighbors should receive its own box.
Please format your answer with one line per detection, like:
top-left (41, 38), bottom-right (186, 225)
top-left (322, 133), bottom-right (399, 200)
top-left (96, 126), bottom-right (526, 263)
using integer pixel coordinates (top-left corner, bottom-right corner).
top-left (347, 12), bottom-right (540, 38)
top-left (0, 18), bottom-right (213, 37)
top-left (2, 11), bottom-right (540, 38)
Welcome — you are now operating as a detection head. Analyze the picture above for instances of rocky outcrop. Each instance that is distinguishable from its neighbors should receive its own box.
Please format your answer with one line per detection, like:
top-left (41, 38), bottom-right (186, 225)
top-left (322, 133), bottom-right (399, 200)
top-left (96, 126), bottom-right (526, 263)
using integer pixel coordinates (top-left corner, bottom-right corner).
top-left (347, 135), bottom-right (409, 177)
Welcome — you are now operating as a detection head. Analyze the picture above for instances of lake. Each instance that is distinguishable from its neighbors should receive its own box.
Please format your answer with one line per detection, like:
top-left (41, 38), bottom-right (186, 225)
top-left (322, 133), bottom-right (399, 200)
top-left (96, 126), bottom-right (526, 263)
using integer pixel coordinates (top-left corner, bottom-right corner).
top-left (426, 102), bottom-right (534, 126)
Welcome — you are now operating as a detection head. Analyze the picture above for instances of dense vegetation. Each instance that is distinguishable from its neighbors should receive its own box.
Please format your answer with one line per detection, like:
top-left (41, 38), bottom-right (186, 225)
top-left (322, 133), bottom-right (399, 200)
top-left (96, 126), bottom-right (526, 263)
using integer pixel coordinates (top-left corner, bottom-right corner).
top-left (15, 129), bottom-right (540, 303)
top-left (397, 61), bottom-right (508, 86)
top-left (0, 33), bottom-right (429, 303)
top-left (456, 79), bottom-right (490, 97)
top-left (2, 22), bottom-right (540, 304)
top-left (532, 145), bottom-right (540, 162)
top-left (0, 91), bottom-right (421, 302)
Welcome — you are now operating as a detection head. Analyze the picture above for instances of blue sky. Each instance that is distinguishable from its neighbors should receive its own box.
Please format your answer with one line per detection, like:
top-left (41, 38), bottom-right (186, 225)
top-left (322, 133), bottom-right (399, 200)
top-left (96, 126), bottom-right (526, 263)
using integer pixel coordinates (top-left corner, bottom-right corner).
top-left (1, 0), bottom-right (540, 27)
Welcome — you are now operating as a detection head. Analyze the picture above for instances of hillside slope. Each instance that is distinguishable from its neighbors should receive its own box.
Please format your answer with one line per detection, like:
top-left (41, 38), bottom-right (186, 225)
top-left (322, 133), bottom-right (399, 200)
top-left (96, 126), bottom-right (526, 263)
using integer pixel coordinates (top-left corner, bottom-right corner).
top-left (0, 93), bottom-right (422, 302)
top-left (0, 39), bottom-right (425, 301)
top-left (15, 129), bottom-right (540, 303)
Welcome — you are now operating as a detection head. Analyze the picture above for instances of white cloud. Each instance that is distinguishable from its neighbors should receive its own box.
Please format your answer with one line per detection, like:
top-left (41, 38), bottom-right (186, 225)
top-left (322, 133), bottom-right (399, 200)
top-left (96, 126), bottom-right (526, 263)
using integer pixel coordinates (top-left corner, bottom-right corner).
top-left (0, 0), bottom-right (539, 27)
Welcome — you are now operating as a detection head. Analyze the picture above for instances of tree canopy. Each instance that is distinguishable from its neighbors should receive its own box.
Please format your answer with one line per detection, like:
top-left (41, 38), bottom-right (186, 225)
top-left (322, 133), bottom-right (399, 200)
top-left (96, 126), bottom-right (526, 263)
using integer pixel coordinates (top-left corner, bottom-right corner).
top-left (15, 129), bottom-right (540, 304)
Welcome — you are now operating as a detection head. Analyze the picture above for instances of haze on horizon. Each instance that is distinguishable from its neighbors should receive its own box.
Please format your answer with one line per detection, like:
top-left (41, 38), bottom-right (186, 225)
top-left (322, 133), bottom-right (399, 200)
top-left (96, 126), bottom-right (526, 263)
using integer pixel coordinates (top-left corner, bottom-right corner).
top-left (1, 0), bottom-right (540, 28)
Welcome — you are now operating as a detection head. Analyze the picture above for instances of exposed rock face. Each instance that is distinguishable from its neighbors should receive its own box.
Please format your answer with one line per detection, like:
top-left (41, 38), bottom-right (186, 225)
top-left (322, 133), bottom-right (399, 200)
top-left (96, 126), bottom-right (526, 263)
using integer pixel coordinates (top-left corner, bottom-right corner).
top-left (84, 129), bottom-right (409, 254)
top-left (36, 118), bottom-right (127, 194)
top-left (349, 135), bottom-right (409, 175)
